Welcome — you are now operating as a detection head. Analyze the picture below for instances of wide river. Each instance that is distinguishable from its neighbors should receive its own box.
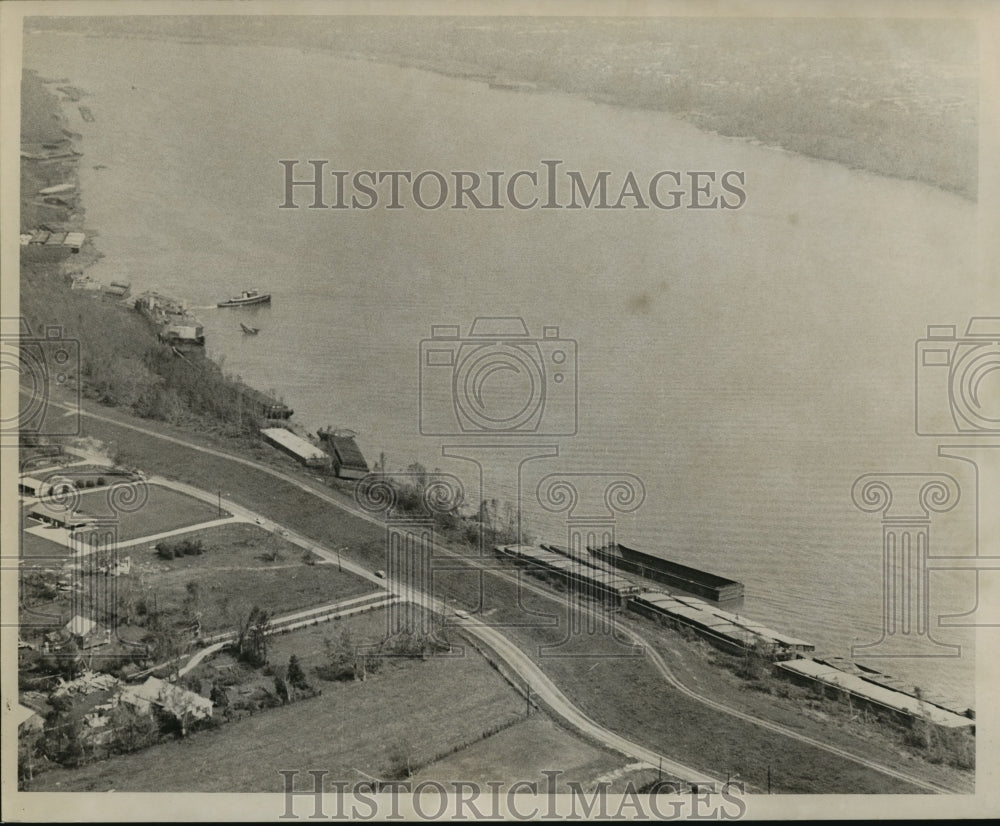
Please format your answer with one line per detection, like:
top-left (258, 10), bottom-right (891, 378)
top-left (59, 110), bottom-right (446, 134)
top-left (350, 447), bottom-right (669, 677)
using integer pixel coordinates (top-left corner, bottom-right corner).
top-left (24, 31), bottom-right (984, 708)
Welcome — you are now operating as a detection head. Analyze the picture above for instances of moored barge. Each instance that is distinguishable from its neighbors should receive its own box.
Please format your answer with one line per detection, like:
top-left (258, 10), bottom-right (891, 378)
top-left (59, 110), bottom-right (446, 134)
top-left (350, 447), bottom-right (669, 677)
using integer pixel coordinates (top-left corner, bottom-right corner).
top-left (588, 542), bottom-right (744, 602)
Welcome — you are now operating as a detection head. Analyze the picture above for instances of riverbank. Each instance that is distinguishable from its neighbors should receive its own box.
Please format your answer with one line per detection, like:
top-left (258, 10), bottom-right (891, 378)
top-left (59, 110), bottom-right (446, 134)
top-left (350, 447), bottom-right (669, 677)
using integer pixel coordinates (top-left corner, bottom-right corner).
top-left (20, 70), bottom-right (299, 440)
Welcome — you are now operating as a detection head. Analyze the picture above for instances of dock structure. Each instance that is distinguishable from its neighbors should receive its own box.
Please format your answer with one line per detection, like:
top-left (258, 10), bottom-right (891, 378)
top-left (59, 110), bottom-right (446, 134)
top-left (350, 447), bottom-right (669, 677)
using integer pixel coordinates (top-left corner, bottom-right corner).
top-left (260, 427), bottom-right (329, 469)
top-left (134, 292), bottom-right (205, 348)
top-left (324, 432), bottom-right (370, 480)
top-left (20, 228), bottom-right (87, 260)
top-left (776, 658), bottom-right (974, 731)
top-left (497, 543), bottom-right (642, 606)
top-left (589, 542), bottom-right (744, 602)
top-left (628, 591), bottom-right (813, 659)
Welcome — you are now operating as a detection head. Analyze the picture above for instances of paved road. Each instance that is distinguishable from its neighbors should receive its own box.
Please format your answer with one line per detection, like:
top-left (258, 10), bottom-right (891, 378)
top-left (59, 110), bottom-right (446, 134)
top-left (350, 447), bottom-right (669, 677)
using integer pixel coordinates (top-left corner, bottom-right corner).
top-left (53, 402), bottom-right (961, 793)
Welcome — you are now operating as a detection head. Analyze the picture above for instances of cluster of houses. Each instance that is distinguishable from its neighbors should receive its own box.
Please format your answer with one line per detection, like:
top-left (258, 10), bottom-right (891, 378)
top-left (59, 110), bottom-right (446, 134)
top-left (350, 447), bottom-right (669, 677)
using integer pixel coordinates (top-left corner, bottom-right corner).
top-left (18, 670), bottom-right (214, 747)
top-left (20, 227), bottom-right (86, 253)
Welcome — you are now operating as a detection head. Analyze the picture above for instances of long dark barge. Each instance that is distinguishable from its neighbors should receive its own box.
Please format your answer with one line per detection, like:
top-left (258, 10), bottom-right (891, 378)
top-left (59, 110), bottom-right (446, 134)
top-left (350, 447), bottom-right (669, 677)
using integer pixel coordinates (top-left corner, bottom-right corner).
top-left (587, 542), bottom-right (744, 602)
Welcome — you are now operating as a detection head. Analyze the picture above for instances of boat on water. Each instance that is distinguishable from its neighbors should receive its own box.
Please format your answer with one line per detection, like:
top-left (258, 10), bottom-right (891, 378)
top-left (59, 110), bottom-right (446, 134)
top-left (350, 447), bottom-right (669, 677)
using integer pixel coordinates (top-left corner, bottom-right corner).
top-left (217, 289), bottom-right (271, 308)
top-left (240, 322), bottom-right (259, 335)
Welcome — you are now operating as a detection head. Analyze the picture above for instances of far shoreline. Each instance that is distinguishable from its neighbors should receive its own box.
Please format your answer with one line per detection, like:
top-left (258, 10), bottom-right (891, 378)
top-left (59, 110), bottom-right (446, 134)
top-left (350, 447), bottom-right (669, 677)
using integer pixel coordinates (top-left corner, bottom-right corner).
top-left (23, 19), bottom-right (978, 203)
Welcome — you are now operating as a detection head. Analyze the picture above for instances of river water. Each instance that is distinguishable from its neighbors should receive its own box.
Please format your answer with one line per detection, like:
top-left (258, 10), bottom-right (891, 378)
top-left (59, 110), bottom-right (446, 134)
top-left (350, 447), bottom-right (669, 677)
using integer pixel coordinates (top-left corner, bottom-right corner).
top-left (24, 31), bottom-right (982, 708)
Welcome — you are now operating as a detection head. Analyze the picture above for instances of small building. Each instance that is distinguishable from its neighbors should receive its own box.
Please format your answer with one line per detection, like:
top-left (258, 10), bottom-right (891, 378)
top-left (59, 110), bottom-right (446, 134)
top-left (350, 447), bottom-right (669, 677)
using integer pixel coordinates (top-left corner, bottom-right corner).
top-left (261, 427), bottom-right (329, 468)
top-left (19, 476), bottom-right (49, 497)
top-left (15, 703), bottom-right (44, 736)
top-left (71, 275), bottom-right (103, 292)
top-left (328, 433), bottom-right (370, 480)
top-left (63, 231), bottom-right (86, 252)
top-left (26, 505), bottom-right (97, 531)
top-left (105, 280), bottom-right (132, 297)
top-left (64, 615), bottom-right (111, 649)
top-left (120, 677), bottom-right (213, 732)
top-left (160, 318), bottom-right (205, 346)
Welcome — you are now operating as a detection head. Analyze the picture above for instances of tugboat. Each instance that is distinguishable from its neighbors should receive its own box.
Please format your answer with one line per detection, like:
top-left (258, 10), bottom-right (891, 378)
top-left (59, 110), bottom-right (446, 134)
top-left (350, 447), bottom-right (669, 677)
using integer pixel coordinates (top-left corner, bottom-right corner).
top-left (217, 289), bottom-right (271, 308)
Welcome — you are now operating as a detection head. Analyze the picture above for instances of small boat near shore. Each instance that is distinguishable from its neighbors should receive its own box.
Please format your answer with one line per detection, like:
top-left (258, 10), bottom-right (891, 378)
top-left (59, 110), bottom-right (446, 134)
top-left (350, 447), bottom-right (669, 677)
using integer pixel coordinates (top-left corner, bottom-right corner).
top-left (240, 322), bottom-right (259, 335)
top-left (217, 289), bottom-right (270, 308)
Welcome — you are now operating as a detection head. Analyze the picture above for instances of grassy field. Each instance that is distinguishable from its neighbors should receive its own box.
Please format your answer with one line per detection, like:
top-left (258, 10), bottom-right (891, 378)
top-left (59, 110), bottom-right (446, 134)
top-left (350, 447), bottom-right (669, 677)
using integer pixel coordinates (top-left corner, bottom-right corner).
top-left (20, 483), bottom-right (224, 545)
top-left (18, 528), bottom-right (72, 561)
top-left (17, 522), bottom-right (376, 650)
top-left (27, 613), bottom-right (529, 792)
top-left (78, 483), bottom-right (225, 541)
top-left (116, 522), bottom-right (377, 632)
top-left (410, 716), bottom-right (626, 791)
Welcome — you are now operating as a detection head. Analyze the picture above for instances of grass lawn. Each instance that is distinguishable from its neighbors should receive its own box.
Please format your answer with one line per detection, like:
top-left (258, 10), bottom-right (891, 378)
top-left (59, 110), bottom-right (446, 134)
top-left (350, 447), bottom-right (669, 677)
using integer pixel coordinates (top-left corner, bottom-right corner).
top-left (17, 526), bottom-right (72, 561)
top-left (410, 716), bottom-right (627, 791)
top-left (72, 483), bottom-right (226, 542)
top-left (118, 522), bottom-right (377, 632)
top-left (28, 614), bottom-right (527, 792)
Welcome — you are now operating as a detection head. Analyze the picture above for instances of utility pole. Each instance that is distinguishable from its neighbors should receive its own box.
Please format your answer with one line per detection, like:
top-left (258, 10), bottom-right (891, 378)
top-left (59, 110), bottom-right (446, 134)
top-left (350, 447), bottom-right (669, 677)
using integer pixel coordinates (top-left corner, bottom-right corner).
top-left (526, 682), bottom-right (531, 716)
top-left (217, 489), bottom-right (222, 518)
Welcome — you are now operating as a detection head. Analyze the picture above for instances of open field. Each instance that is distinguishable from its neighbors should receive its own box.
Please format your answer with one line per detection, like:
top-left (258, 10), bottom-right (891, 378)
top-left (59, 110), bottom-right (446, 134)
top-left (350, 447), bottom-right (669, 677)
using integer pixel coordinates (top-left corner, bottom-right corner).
top-left (410, 716), bottom-right (626, 791)
top-left (18, 528), bottom-right (72, 561)
top-left (76, 483), bottom-right (226, 541)
top-left (17, 522), bottom-right (376, 650)
top-left (27, 613), bottom-right (530, 792)
top-left (20, 483), bottom-right (225, 546)
top-left (124, 523), bottom-right (378, 632)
